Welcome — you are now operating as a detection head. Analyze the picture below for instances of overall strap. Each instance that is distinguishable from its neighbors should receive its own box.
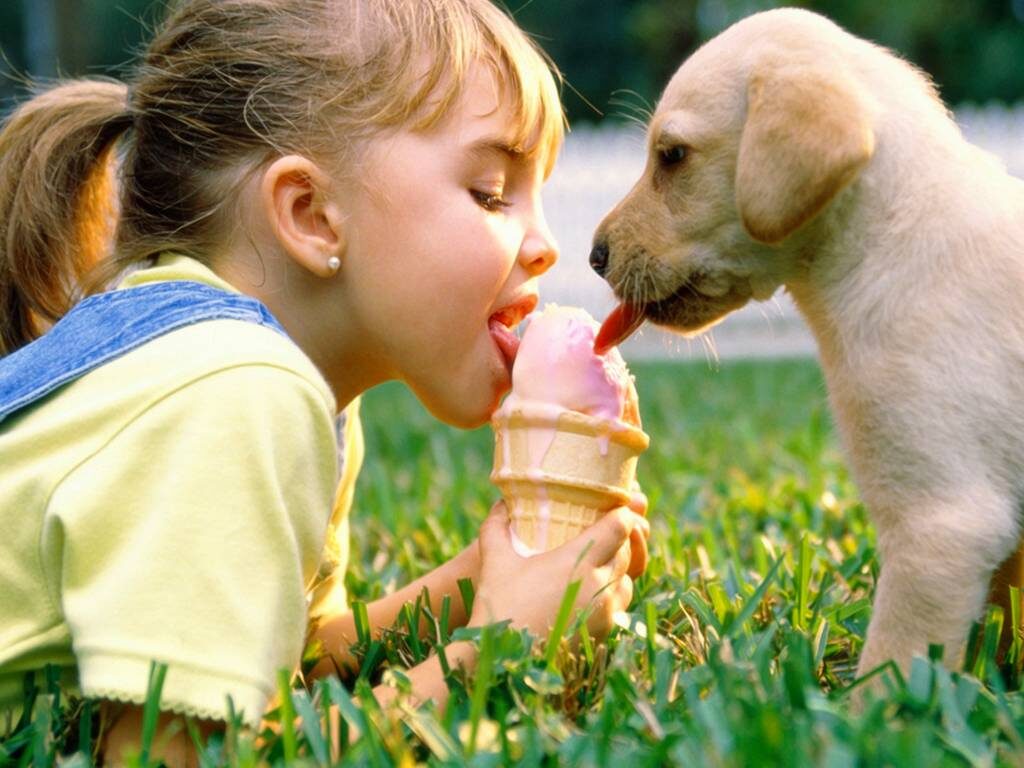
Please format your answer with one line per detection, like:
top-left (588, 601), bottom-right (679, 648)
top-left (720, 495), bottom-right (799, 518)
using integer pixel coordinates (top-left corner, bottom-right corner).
top-left (0, 281), bottom-right (287, 424)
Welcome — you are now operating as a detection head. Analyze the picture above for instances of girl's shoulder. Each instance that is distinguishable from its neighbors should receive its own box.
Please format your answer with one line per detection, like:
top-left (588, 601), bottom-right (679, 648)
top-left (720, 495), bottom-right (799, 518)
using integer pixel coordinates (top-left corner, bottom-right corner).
top-left (105, 253), bottom-right (336, 413)
top-left (1, 256), bottom-right (336, 481)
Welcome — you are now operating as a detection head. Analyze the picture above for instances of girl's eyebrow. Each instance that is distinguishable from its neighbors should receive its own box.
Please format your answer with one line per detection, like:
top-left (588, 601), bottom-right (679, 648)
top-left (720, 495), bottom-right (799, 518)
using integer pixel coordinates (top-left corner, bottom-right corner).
top-left (466, 137), bottom-right (527, 165)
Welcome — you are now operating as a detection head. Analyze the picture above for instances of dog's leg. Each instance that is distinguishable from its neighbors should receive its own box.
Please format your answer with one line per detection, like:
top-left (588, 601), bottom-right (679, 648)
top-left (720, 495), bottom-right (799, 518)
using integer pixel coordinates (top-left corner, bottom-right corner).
top-left (857, 492), bottom-right (1020, 677)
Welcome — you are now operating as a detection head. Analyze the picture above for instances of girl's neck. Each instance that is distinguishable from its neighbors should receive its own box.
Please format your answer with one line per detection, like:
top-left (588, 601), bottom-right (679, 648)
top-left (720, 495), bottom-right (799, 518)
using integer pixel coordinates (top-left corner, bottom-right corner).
top-left (214, 245), bottom-right (381, 413)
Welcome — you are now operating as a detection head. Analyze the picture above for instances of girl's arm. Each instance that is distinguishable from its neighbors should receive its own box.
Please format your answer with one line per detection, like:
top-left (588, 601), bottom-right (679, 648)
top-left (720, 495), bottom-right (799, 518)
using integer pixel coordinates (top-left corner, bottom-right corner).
top-left (101, 704), bottom-right (220, 767)
top-left (371, 639), bottom-right (478, 711)
top-left (355, 504), bottom-right (649, 712)
top-left (310, 488), bottom-right (650, 685)
top-left (101, 505), bottom-right (647, 762)
top-left (308, 541), bottom-right (481, 680)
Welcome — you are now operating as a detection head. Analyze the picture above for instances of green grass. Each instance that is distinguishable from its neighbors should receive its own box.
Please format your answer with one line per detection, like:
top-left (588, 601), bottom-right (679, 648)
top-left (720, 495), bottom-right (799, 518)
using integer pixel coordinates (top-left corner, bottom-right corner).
top-left (7, 358), bottom-right (1024, 766)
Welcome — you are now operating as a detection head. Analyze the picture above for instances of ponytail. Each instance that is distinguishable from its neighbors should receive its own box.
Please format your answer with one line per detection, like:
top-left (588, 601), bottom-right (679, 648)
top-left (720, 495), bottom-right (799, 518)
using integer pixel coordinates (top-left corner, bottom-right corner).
top-left (0, 80), bottom-right (131, 356)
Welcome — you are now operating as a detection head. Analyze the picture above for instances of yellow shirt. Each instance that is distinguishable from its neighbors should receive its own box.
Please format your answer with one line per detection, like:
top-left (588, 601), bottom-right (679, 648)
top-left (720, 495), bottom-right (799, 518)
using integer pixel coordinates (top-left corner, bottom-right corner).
top-left (0, 256), bottom-right (363, 727)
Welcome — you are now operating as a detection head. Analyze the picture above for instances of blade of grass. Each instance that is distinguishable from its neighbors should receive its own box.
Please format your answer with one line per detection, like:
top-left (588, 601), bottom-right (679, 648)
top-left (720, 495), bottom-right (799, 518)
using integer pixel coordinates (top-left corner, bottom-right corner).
top-left (813, 617), bottom-right (830, 670)
top-left (579, 619), bottom-right (594, 666)
top-left (139, 661), bottom-right (168, 767)
top-left (457, 578), bottom-right (475, 619)
top-left (973, 608), bottom-right (1003, 682)
top-left (1008, 586), bottom-right (1022, 678)
top-left (795, 533), bottom-right (812, 630)
top-left (545, 580), bottom-right (582, 670)
top-left (400, 705), bottom-right (462, 762)
top-left (680, 591), bottom-right (722, 634)
top-left (401, 602), bottom-right (424, 661)
top-left (292, 687), bottom-right (328, 767)
top-left (645, 600), bottom-right (658, 680)
top-left (78, 699), bottom-right (93, 760)
top-left (353, 601), bottom-right (371, 646)
top-left (30, 692), bottom-right (54, 768)
top-left (467, 624), bottom-right (495, 757)
top-left (276, 670), bottom-right (297, 764)
top-left (440, 594), bottom-right (452, 644)
top-left (726, 557), bottom-right (783, 637)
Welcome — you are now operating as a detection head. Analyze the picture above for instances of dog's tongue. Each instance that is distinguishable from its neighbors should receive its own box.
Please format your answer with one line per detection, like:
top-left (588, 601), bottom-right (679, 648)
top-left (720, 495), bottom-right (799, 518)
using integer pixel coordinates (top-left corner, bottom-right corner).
top-left (594, 302), bottom-right (646, 354)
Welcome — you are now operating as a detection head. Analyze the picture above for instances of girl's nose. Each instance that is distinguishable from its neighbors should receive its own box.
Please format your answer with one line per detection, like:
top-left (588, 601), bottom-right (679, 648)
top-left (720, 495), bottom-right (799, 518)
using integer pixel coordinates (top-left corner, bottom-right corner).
top-left (518, 221), bottom-right (559, 277)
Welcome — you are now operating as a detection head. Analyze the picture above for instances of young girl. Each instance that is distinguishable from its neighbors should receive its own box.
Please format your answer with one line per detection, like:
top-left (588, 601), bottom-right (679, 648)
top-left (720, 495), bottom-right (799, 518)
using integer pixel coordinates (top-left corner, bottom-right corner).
top-left (0, 0), bottom-right (648, 761)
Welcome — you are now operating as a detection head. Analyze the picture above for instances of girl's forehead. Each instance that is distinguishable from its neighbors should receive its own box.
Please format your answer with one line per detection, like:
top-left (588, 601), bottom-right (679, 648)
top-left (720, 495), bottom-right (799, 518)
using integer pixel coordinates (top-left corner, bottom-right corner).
top-left (449, 66), bottom-right (516, 131)
top-left (419, 62), bottom-right (560, 172)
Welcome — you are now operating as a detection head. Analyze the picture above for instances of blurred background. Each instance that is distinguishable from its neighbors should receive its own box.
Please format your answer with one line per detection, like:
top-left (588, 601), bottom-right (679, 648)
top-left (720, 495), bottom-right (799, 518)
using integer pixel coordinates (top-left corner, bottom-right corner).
top-left (1, 0), bottom-right (1022, 360)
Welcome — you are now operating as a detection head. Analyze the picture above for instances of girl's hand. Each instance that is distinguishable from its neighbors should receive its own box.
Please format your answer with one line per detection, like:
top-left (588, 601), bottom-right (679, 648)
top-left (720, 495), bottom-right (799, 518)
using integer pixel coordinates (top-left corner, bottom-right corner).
top-left (469, 501), bottom-right (650, 641)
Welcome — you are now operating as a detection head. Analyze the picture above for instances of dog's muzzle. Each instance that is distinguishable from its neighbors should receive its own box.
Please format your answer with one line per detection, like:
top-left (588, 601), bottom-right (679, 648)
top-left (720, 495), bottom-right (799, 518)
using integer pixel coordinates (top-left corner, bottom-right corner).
top-left (589, 240), bottom-right (610, 277)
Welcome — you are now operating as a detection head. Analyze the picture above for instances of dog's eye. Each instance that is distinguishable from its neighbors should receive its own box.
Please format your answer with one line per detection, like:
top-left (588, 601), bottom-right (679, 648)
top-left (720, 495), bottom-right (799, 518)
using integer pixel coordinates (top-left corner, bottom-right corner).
top-left (657, 145), bottom-right (688, 168)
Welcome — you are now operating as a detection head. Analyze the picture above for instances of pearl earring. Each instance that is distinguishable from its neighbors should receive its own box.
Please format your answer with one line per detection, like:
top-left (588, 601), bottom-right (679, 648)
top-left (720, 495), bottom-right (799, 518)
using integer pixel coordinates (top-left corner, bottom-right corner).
top-left (326, 255), bottom-right (341, 274)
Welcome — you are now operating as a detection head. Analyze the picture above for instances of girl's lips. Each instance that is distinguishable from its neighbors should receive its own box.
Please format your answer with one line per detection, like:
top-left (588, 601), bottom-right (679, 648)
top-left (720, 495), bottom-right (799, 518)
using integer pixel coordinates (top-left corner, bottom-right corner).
top-left (489, 317), bottom-right (521, 368)
top-left (488, 293), bottom-right (537, 370)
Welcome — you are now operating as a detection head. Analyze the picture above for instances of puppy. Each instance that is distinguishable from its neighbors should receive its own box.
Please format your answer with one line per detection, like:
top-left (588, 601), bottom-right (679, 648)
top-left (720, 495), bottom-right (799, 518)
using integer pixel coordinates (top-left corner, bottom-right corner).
top-left (591, 8), bottom-right (1024, 676)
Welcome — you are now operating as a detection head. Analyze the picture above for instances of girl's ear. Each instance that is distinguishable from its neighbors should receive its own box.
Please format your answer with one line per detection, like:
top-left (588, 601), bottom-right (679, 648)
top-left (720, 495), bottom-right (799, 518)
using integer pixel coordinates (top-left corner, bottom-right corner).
top-left (261, 155), bottom-right (346, 277)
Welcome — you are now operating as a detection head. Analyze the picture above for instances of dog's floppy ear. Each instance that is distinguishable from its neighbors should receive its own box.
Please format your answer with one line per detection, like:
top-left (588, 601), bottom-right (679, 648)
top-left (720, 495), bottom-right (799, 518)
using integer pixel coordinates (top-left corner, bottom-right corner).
top-left (736, 63), bottom-right (875, 244)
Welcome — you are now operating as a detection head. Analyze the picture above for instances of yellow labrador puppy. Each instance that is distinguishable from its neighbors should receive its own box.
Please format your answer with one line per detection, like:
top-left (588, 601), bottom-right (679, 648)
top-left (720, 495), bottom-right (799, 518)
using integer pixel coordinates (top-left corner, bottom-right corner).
top-left (592, 8), bottom-right (1024, 677)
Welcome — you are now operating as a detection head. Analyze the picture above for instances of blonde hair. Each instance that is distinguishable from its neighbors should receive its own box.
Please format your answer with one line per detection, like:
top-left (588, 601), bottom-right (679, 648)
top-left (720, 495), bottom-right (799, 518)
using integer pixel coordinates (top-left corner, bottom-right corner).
top-left (0, 0), bottom-right (565, 355)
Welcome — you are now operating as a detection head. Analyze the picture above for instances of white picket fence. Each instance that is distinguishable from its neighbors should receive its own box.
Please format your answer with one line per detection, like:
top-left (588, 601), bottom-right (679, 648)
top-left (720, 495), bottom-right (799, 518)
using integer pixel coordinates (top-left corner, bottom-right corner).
top-left (541, 104), bottom-right (1024, 361)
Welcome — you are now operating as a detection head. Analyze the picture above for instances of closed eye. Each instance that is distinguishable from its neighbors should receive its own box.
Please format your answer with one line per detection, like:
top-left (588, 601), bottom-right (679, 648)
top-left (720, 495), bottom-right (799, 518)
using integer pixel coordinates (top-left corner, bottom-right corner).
top-left (471, 189), bottom-right (512, 212)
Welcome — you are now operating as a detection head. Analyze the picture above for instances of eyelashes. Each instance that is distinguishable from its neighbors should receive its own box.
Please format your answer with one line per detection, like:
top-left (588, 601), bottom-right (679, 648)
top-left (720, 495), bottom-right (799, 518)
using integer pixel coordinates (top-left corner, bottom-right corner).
top-left (470, 189), bottom-right (512, 212)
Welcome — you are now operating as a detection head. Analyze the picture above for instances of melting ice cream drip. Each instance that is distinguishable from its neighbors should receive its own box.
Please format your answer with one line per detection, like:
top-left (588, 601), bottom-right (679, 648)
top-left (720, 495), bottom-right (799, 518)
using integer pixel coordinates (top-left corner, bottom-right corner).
top-left (501, 426), bottom-right (511, 473)
top-left (524, 466), bottom-right (551, 550)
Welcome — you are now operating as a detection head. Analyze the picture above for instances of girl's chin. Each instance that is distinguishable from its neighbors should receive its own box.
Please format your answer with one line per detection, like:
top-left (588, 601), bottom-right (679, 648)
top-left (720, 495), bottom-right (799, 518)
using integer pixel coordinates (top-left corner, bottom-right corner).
top-left (415, 380), bottom-right (503, 429)
top-left (428, 397), bottom-right (494, 429)
top-left (410, 346), bottom-right (510, 428)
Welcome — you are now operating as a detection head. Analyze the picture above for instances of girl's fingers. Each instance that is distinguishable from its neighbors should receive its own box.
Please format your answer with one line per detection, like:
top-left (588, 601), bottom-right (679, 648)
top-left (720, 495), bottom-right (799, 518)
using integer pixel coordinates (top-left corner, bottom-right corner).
top-left (604, 536), bottom-right (632, 581)
top-left (578, 507), bottom-right (638, 567)
top-left (479, 500), bottom-right (512, 554)
top-left (626, 523), bottom-right (649, 579)
top-left (616, 574), bottom-right (634, 609)
top-left (594, 573), bottom-right (634, 620)
top-left (627, 488), bottom-right (649, 516)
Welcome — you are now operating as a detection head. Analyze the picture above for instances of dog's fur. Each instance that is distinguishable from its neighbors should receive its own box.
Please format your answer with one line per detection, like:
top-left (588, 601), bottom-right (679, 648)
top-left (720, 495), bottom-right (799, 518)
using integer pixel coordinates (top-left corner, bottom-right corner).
top-left (594, 8), bottom-right (1024, 675)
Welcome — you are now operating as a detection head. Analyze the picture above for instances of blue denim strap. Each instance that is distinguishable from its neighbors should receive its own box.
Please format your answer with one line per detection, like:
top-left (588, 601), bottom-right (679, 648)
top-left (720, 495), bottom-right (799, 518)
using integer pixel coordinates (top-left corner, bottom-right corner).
top-left (0, 281), bottom-right (288, 424)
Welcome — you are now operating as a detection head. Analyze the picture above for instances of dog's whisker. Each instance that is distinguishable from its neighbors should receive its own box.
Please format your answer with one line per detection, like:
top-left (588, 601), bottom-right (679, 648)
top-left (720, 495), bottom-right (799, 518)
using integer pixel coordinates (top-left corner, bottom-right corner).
top-left (756, 303), bottom-right (775, 331)
top-left (608, 88), bottom-right (655, 123)
top-left (701, 331), bottom-right (721, 369)
top-left (617, 113), bottom-right (649, 133)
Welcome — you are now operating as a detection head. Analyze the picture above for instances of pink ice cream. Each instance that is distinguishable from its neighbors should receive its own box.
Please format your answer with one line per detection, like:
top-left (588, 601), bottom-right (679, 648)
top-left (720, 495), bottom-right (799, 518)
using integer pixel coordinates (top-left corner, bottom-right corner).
top-left (491, 305), bottom-right (646, 556)
top-left (496, 304), bottom-right (640, 426)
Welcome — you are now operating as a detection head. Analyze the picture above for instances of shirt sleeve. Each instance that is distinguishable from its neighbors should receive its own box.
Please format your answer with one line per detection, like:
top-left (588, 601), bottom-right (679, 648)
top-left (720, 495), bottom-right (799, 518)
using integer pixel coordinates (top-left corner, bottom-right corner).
top-left (308, 399), bottom-right (365, 623)
top-left (45, 363), bottom-right (338, 726)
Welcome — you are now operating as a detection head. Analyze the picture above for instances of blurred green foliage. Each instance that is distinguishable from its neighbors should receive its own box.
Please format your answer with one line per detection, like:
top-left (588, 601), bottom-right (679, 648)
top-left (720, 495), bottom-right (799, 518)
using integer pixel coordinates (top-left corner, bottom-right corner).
top-left (1, 0), bottom-right (1022, 121)
top-left (512, 0), bottom-right (1024, 120)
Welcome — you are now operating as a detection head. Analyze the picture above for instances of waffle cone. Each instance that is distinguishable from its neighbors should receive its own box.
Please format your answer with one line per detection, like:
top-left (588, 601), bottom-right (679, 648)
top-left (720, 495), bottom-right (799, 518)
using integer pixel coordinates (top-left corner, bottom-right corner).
top-left (491, 406), bottom-right (649, 554)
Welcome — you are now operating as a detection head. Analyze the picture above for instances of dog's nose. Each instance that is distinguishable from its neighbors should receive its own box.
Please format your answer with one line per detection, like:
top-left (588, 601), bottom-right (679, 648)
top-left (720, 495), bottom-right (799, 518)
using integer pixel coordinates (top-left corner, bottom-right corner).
top-left (589, 240), bottom-right (610, 276)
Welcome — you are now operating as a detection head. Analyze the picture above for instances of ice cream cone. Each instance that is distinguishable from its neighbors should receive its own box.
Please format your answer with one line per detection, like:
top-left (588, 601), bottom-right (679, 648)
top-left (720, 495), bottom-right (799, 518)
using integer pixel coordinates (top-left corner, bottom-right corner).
top-left (490, 405), bottom-right (649, 554)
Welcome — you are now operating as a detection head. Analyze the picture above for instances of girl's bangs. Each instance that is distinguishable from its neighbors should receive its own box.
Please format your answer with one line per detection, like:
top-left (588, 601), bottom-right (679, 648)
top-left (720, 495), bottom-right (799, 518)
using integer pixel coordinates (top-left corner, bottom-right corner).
top-left (405, 2), bottom-right (566, 177)
top-left (490, 40), bottom-right (566, 178)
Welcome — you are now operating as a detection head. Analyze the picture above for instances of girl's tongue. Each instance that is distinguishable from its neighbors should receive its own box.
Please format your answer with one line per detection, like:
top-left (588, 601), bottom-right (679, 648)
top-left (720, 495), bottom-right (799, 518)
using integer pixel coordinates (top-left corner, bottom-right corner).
top-left (489, 317), bottom-right (520, 367)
